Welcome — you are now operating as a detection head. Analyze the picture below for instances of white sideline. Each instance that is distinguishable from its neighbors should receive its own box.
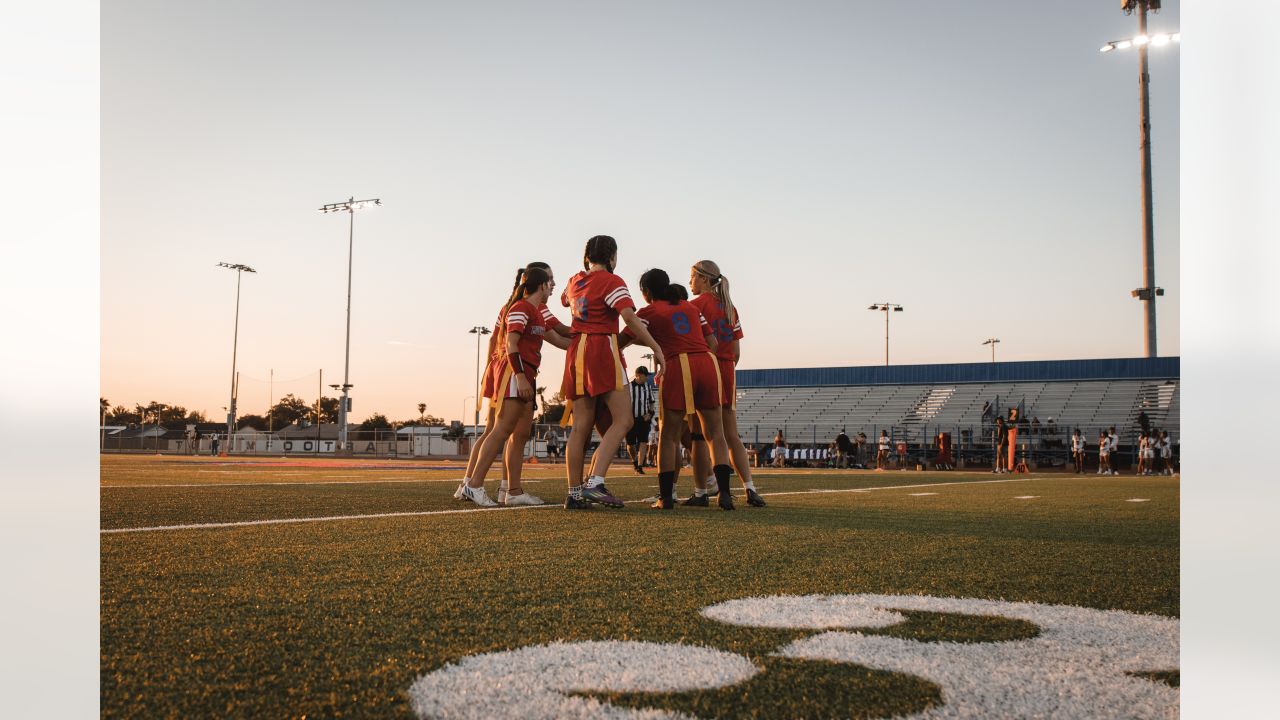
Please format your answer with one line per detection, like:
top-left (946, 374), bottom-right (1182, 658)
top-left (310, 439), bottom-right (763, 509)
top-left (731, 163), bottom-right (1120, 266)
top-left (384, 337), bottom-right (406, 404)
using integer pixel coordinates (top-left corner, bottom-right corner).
top-left (100, 476), bottom-right (1054, 535)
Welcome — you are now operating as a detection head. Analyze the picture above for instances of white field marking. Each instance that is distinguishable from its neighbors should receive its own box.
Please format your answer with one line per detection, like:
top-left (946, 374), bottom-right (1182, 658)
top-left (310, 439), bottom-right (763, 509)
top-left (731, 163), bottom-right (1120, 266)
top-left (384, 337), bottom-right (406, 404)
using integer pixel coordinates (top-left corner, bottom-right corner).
top-left (101, 503), bottom-right (560, 534)
top-left (908, 492), bottom-right (938, 496)
top-left (101, 477), bottom-right (1047, 534)
top-left (1126, 498), bottom-right (1151, 503)
top-left (1014, 495), bottom-right (1039, 500)
top-left (408, 640), bottom-right (759, 720)
top-left (102, 477), bottom-right (470, 489)
top-left (713, 594), bottom-right (1177, 720)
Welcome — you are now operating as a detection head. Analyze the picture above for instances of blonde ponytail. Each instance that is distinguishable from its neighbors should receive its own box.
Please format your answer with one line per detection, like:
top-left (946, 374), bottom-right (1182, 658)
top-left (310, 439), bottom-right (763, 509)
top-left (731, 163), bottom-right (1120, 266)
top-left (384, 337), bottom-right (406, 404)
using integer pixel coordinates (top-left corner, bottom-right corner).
top-left (694, 259), bottom-right (736, 326)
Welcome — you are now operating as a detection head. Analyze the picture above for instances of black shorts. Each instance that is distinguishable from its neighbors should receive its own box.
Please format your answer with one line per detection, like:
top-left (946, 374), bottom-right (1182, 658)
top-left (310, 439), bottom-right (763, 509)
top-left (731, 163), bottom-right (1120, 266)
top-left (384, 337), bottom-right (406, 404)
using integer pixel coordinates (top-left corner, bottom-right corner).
top-left (627, 417), bottom-right (651, 446)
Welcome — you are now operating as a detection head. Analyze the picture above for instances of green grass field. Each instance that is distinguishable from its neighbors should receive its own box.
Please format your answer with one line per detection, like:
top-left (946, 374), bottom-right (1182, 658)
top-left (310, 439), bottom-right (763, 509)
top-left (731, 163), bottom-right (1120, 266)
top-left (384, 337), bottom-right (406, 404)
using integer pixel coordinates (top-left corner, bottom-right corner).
top-left (100, 455), bottom-right (1179, 718)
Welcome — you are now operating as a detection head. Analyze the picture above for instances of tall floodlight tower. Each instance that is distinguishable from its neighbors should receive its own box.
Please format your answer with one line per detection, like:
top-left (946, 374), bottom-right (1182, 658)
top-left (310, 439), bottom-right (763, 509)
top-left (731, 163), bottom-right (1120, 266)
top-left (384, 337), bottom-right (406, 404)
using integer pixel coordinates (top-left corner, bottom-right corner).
top-left (318, 197), bottom-right (381, 450)
top-left (1101, 1), bottom-right (1178, 356)
top-left (867, 303), bottom-right (904, 366)
top-left (217, 262), bottom-right (256, 452)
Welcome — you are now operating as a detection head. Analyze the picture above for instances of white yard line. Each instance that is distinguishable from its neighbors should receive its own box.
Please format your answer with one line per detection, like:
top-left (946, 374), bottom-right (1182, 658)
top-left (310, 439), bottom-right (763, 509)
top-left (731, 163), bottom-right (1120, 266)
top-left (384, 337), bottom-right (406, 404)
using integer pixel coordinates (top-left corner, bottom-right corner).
top-left (102, 476), bottom-right (1053, 535)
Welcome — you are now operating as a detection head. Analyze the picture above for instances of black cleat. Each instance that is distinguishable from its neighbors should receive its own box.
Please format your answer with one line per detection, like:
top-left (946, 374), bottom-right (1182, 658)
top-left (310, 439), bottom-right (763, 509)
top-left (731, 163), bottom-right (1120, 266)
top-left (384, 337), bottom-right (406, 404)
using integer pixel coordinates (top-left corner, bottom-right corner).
top-left (718, 494), bottom-right (736, 511)
top-left (680, 494), bottom-right (709, 507)
top-left (581, 483), bottom-right (624, 508)
top-left (564, 495), bottom-right (593, 510)
top-left (634, 464), bottom-right (645, 474)
top-left (651, 497), bottom-right (673, 510)
top-left (746, 489), bottom-right (767, 507)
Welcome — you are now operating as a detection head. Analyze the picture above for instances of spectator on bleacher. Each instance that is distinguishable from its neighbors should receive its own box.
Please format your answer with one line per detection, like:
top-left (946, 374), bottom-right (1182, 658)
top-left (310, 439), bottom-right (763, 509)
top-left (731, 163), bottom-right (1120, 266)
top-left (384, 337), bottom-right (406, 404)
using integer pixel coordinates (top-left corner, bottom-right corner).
top-left (835, 429), bottom-right (854, 469)
top-left (1046, 417), bottom-right (1058, 435)
top-left (876, 430), bottom-right (890, 471)
top-left (1071, 429), bottom-right (1085, 473)
top-left (993, 417), bottom-right (1008, 474)
top-left (1031, 416), bottom-right (1041, 435)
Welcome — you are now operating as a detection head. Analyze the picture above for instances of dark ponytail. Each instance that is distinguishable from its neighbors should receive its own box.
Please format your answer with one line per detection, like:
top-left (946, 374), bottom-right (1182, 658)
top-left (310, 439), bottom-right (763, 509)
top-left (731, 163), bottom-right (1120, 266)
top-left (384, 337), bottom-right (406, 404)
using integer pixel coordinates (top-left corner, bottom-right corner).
top-left (496, 265), bottom-right (552, 351)
top-left (583, 235), bottom-right (618, 271)
top-left (639, 268), bottom-right (679, 304)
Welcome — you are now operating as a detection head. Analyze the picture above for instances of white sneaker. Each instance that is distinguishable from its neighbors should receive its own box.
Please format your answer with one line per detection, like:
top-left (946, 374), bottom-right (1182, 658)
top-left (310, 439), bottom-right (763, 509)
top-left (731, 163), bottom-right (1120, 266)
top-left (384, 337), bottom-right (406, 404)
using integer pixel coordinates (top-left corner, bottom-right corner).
top-left (453, 481), bottom-right (469, 501)
top-left (504, 492), bottom-right (544, 506)
top-left (462, 484), bottom-right (497, 507)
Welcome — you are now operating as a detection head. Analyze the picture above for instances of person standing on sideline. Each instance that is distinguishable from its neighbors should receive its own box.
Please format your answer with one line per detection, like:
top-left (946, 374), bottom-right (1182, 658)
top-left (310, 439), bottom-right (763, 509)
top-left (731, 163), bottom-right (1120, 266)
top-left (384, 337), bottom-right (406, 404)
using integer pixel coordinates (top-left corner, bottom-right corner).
top-left (1159, 430), bottom-right (1173, 474)
top-left (876, 430), bottom-right (891, 471)
top-left (1097, 429), bottom-right (1111, 475)
top-left (625, 366), bottom-right (655, 474)
top-left (835, 428), bottom-right (854, 469)
top-left (1071, 428), bottom-right (1086, 473)
top-left (1108, 427), bottom-right (1120, 475)
top-left (993, 417), bottom-right (1008, 474)
top-left (210, 434), bottom-right (220, 456)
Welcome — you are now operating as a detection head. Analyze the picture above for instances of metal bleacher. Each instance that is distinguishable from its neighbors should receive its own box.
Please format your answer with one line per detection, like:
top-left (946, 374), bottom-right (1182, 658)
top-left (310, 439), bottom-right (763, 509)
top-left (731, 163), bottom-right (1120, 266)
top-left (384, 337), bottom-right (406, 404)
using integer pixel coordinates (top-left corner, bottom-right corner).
top-left (733, 358), bottom-right (1180, 444)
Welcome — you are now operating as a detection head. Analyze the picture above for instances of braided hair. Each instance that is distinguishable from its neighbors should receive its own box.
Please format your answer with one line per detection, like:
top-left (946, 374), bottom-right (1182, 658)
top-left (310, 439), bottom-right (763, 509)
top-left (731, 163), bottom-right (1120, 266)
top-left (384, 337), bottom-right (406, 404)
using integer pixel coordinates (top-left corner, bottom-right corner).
top-left (583, 235), bottom-right (617, 272)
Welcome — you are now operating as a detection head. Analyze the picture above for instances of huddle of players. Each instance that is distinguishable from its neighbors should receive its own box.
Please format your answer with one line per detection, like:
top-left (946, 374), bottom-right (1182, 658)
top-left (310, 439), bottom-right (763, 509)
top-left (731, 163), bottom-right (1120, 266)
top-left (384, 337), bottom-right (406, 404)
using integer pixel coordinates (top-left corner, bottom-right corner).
top-left (453, 234), bottom-right (766, 511)
top-left (1070, 427), bottom-right (1174, 475)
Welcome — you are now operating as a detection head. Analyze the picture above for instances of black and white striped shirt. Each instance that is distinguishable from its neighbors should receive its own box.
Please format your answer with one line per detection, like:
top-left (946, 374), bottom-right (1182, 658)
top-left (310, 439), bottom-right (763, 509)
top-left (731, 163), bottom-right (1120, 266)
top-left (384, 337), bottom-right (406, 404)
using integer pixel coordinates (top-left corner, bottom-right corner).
top-left (629, 380), bottom-right (655, 419)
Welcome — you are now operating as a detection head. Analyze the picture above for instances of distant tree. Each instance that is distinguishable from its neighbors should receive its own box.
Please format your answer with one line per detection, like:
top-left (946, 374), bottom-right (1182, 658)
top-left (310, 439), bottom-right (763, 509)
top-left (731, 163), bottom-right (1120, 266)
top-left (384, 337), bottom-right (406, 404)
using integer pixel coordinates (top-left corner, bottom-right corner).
top-left (236, 414), bottom-right (267, 430)
top-left (537, 390), bottom-right (566, 424)
top-left (108, 405), bottom-right (138, 424)
top-left (185, 409), bottom-right (208, 423)
top-left (360, 413), bottom-right (392, 431)
top-left (100, 397), bottom-right (109, 420)
top-left (268, 394), bottom-right (311, 427)
top-left (318, 396), bottom-right (340, 424)
top-left (401, 414), bottom-right (446, 427)
top-left (417, 402), bottom-right (427, 418)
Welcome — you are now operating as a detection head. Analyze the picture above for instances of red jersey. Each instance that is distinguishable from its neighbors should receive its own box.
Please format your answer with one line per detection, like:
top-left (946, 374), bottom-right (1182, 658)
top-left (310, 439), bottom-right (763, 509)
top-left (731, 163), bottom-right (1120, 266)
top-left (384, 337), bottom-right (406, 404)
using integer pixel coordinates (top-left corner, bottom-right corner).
top-left (561, 270), bottom-right (635, 334)
top-left (625, 300), bottom-right (712, 355)
top-left (492, 302), bottom-right (561, 360)
top-left (504, 299), bottom-right (549, 369)
top-left (691, 294), bottom-right (743, 362)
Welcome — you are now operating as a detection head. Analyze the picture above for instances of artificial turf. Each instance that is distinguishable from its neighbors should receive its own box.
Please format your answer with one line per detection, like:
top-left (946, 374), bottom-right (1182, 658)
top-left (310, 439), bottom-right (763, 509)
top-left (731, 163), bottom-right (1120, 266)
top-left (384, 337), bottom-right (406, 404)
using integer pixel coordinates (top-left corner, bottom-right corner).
top-left (99, 456), bottom-right (1178, 718)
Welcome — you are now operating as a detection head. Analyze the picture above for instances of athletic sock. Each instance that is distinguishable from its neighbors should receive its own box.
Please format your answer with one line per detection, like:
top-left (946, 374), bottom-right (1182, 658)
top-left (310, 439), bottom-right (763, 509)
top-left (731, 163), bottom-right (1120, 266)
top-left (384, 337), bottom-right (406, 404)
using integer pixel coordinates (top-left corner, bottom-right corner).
top-left (693, 487), bottom-right (707, 498)
top-left (743, 479), bottom-right (756, 491)
top-left (569, 484), bottom-right (584, 500)
top-left (713, 464), bottom-right (732, 497)
top-left (585, 475), bottom-right (604, 488)
top-left (658, 471), bottom-right (676, 502)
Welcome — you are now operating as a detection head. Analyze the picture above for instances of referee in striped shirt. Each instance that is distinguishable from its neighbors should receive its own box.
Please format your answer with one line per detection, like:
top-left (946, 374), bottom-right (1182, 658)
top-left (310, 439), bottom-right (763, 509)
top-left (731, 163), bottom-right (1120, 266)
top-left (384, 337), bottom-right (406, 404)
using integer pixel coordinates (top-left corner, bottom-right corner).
top-left (626, 366), bottom-right (656, 473)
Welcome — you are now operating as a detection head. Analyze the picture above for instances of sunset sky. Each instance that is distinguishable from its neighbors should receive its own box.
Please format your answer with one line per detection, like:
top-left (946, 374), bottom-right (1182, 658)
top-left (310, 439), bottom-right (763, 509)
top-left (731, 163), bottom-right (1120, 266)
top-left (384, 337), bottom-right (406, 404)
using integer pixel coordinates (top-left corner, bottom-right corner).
top-left (101, 0), bottom-right (1181, 424)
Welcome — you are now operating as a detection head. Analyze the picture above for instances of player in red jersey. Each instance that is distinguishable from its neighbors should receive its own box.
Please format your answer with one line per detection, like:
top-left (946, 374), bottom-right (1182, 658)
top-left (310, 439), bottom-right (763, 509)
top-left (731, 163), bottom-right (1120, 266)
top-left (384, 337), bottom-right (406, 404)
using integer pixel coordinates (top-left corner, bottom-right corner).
top-left (685, 259), bottom-right (767, 507)
top-left (456, 263), bottom-right (571, 503)
top-left (622, 268), bottom-right (737, 510)
top-left (457, 266), bottom-right (570, 506)
top-left (559, 235), bottom-right (665, 510)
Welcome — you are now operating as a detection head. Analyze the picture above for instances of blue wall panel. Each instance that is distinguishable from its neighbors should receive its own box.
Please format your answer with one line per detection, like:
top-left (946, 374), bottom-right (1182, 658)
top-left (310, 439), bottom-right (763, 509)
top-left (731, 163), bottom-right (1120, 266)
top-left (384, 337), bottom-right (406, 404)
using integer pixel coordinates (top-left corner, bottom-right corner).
top-left (737, 357), bottom-right (1179, 388)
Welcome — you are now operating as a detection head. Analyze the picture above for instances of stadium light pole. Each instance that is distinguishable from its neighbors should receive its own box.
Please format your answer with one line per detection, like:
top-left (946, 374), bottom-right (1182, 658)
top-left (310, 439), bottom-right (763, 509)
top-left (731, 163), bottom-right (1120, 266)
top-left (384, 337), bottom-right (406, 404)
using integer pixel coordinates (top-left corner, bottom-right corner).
top-left (1100, 1), bottom-right (1178, 357)
top-left (318, 197), bottom-right (381, 450)
top-left (469, 326), bottom-right (491, 440)
top-left (868, 303), bottom-right (904, 366)
top-left (982, 337), bottom-right (1001, 363)
top-left (217, 262), bottom-right (256, 452)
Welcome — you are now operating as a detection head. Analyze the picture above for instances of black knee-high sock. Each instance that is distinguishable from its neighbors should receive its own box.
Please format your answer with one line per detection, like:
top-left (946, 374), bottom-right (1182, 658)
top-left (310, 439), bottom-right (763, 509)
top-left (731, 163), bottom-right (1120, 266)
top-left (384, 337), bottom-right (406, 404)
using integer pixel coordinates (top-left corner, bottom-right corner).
top-left (713, 464), bottom-right (732, 497)
top-left (658, 471), bottom-right (676, 501)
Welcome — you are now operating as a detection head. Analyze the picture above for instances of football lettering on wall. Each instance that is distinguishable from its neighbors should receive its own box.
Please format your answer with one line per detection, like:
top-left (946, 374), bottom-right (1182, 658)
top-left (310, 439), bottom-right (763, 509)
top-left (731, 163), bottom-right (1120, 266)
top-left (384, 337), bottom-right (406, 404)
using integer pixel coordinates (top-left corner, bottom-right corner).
top-left (408, 594), bottom-right (1178, 720)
